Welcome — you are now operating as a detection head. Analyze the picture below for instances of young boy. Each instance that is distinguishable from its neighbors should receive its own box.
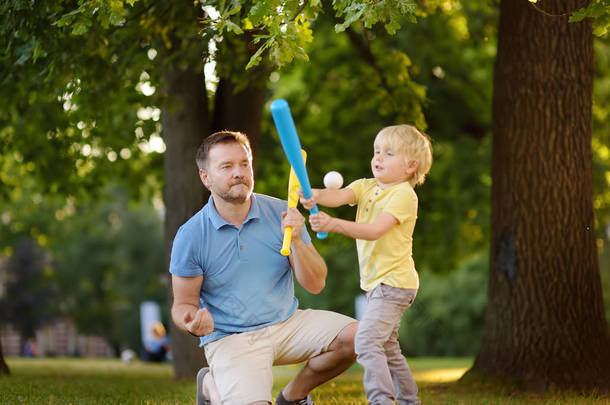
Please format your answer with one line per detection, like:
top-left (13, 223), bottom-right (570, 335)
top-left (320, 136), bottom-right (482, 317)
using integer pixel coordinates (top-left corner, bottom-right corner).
top-left (300, 125), bottom-right (432, 405)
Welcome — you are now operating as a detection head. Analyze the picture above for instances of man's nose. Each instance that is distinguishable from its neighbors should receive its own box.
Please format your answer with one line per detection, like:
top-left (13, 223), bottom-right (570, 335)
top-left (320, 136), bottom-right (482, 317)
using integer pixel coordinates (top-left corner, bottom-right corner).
top-left (232, 167), bottom-right (246, 177)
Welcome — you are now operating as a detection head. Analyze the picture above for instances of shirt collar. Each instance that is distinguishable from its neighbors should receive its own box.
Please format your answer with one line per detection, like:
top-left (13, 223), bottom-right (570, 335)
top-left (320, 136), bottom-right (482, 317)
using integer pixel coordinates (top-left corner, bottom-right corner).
top-left (205, 193), bottom-right (261, 230)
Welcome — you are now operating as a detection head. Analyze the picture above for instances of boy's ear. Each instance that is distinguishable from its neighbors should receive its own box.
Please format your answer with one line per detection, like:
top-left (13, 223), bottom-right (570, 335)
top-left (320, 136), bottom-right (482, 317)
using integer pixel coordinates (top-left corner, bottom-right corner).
top-left (406, 160), bottom-right (420, 175)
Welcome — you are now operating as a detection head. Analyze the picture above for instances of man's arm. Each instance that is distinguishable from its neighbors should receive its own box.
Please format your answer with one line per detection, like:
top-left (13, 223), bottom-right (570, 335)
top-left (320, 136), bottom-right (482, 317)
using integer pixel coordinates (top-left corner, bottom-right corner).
top-left (310, 211), bottom-right (398, 241)
top-left (171, 274), bottom-right (214, 336)
top-left (283, 207), bottom-right (328, 294)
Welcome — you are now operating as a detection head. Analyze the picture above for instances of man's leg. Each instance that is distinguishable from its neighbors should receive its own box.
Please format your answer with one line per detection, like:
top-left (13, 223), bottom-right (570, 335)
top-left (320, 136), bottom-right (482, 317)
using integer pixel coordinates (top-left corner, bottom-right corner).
top-left (280, 321), bottom-right (358, 401)
top-left (203, 328), bottom-right (275, 405)
top-left (202, 368), bottom-right (271, 405)
top-left (200, 369), bottom-right (221, 405)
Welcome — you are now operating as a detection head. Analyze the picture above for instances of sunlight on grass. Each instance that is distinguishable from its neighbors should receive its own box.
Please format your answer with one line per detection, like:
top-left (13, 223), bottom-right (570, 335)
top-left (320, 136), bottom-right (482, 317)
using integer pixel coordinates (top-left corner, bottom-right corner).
top-left (413, 367), bottom-right (467, 382)
top-left (2, 357), bottom-right (608, 404)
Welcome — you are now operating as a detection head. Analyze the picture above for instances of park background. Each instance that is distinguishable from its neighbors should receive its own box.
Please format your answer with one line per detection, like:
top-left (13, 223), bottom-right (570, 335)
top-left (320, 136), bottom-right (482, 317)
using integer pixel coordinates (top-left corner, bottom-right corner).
top-left (1, 0), bottom-right (609, 402)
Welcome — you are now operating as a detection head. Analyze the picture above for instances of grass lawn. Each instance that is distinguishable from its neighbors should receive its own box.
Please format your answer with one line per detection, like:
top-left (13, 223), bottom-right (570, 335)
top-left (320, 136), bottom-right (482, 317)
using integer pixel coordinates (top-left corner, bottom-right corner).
top-left (1, 357), bottom-right (607, 404)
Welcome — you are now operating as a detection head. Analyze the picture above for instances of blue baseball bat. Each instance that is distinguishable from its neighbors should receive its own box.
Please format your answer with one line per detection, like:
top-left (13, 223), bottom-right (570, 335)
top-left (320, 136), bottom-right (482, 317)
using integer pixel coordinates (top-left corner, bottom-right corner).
top-left (270, 99), bottom-right (327, 239)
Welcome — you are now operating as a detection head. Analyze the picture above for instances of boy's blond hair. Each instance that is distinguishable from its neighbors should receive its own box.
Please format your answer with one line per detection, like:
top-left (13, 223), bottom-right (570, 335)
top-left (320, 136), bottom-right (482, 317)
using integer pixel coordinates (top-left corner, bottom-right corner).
top-left (375, 125), bottom-right (433, 187)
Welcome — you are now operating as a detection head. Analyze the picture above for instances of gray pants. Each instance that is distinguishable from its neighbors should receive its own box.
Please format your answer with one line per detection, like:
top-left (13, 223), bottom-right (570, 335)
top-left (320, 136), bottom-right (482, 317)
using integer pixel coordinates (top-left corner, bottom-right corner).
top-left (355, 283), bottom-right (420, 405)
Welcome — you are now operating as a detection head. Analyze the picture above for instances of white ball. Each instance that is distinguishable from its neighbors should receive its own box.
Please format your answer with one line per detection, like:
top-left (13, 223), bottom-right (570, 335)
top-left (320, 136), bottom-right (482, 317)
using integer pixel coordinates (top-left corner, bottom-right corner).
top-left (323, 171), bottom-right (344, 189)
top-left (121, 349), bottom-right (136, 363)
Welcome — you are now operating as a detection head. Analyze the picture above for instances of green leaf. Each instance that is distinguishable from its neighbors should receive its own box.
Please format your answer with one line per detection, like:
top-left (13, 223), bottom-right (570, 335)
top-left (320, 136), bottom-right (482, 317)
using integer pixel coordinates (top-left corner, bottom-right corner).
top-left (225, 20), bottom-right (244, 34)
top-left (71, 21), bottom-right (89, 36)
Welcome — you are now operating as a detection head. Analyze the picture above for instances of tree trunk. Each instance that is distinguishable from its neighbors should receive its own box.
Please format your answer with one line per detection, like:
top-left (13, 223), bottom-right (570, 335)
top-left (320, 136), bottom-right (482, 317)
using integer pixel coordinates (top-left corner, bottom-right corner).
top-left (469, 0), bottom-right (610, 391)
top-left (212, 34), bottom-right (270, 152)
top-left (212, 78), bottom-right (266, 149)
top-left (160, 28), bottom-right (268, 379)
top-left (161, 62), bottom-right (210, 380)
top-left (0, 338), bottom-right (10, 376)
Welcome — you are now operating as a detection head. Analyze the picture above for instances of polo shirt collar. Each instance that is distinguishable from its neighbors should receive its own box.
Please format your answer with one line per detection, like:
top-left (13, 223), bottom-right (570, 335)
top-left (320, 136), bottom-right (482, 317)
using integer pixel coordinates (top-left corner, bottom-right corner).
top-left (206, 193), bottom-right (261, 230)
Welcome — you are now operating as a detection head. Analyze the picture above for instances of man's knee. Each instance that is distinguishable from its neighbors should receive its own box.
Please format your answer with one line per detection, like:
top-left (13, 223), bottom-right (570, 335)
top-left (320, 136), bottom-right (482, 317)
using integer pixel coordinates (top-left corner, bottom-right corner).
top-left (335, 321), bottom-right (358, 361)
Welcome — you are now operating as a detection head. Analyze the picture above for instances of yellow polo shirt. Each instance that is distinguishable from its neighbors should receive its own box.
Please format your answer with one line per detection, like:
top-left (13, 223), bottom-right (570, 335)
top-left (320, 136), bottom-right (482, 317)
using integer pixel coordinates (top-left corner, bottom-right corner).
top-left (347, 178), bottom-right (419, 292)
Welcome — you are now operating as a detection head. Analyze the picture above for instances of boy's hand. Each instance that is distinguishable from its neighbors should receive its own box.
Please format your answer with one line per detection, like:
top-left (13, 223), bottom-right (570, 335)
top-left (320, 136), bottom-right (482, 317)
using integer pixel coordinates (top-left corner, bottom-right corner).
top-left (309, 211), bottom-right (334, 233)
top-left (297, 189), bottom-right (318, 210)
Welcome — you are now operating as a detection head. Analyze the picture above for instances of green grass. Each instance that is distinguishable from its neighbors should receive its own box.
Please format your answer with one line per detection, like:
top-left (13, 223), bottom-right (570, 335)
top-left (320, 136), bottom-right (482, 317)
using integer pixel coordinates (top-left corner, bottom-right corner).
top-left (1, 357), bottom-right (607, 404)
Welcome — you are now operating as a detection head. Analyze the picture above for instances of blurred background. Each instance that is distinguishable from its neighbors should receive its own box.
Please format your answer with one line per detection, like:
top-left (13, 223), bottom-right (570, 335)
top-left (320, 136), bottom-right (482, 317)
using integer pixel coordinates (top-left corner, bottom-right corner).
top-left (1, 0), bottom-right (608, 368)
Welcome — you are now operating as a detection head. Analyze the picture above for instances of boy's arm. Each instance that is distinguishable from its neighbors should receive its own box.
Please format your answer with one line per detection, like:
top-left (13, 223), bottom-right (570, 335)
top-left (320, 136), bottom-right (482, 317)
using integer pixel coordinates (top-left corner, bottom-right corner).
top-left (301, 187), bottom-right (356, 208)
top-left (310, 211), bottom-right (398, 241)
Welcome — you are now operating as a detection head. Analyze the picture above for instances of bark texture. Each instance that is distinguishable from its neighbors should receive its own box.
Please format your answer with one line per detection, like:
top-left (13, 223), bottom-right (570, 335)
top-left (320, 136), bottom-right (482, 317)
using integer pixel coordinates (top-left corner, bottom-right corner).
top-left (469, 0), bottom-right (610, 391)
top-left (161, 64), bottom-right (210, 379)
top-left (0, 338), bottom-right (10, 376)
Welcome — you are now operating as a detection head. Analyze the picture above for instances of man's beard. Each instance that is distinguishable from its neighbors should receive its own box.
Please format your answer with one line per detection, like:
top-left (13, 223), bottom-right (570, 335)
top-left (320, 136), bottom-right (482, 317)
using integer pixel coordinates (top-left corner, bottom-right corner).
top-left (217, 180), bottom-right (253, 204)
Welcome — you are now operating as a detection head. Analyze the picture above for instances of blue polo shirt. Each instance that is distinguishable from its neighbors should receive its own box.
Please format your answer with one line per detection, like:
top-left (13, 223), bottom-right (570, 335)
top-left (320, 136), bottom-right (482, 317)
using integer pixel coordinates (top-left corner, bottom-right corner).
top-left (169, 193), bottom-right (311, 346)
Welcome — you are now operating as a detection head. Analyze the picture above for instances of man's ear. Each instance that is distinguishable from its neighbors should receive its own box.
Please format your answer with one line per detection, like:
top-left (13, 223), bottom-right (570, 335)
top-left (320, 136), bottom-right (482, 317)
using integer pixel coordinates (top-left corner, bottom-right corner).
top-left (199, 168), bottom-right (210, 189)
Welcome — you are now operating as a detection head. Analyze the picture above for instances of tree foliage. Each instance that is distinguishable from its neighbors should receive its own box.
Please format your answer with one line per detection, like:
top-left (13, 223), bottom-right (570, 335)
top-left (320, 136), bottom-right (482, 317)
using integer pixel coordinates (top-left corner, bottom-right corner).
top-left (200, 0), bottom-right (419, 68)
top-left (569, 0), bottom-right (610, 36)
top-left (1, 0), bottom-right (609, 381)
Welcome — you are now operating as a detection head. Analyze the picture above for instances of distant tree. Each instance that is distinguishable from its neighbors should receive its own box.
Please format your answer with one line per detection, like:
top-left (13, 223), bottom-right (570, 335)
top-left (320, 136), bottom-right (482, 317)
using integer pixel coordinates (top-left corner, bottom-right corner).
top-left (0, 238), bottom-right (57, 348)
top-left (49, 186), bottom-right (168, 355)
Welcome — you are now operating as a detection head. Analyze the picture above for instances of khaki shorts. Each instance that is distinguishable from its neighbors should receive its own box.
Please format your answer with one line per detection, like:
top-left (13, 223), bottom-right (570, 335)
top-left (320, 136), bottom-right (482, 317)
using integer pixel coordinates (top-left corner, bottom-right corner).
top-left (204, 309), bottom-right (356, 405)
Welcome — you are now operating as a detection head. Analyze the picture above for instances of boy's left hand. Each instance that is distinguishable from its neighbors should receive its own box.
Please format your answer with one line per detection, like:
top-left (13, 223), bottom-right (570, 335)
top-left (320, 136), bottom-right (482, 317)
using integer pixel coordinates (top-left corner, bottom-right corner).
top-left (309, 211), bottom-right (334, 233)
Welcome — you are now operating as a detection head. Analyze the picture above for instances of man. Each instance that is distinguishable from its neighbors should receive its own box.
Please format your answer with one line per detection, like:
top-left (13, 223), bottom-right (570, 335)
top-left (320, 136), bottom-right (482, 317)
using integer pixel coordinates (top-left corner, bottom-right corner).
top-left (170, 131), bottom-right (358, 405)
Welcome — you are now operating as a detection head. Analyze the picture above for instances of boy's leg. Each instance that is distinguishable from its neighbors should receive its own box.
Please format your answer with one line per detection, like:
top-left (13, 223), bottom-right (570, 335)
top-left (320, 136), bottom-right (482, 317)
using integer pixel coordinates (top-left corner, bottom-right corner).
top-left (355, 284), bottom-right (417, 405)
top-left (273, 309), bottom-right (358, 401)
top-left (384, 325), bottom-right (419, 405)
top-left (203, 327), bottom-right (275, 405)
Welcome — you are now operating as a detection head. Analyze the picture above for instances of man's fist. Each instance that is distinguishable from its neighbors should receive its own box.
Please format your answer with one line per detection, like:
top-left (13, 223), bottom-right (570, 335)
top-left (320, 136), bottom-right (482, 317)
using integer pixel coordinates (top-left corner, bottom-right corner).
top-left (183, 307), bottom-right (214, 337)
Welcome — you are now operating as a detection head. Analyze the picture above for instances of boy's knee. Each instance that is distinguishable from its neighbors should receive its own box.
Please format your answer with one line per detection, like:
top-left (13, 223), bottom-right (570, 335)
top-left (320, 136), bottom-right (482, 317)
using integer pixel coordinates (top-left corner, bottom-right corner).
top-left (354, 324), bottom-right (383, 356)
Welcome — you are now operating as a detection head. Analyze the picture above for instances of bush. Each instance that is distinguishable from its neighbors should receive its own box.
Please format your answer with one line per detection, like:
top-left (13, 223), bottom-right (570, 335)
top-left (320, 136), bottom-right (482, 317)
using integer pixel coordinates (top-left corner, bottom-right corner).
top-left (399, 253), bottom-right (488, 357)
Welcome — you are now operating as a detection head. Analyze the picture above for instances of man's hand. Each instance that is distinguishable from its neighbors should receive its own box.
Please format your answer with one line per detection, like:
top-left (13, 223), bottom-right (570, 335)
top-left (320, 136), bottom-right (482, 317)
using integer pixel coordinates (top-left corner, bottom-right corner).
top-left (282, 207), bottom-right (306, 241)
top-left (183, 307), bottom-right (214, 337)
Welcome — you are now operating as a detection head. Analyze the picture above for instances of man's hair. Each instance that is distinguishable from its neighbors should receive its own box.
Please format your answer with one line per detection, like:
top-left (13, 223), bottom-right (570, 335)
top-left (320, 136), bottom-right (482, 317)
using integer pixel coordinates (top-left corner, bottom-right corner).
top-left (196, 131), bottom-right (252, 170)
top-left (375, 125), bottom-right (433, 186)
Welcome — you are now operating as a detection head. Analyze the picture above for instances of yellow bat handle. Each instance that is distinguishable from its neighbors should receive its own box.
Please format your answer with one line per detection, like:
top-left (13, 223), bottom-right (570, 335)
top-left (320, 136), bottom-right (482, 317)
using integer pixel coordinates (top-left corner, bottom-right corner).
top-left (281, 150), bottom-right (307, 256)
top-left (281, 228), bottom-right (293, 256)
